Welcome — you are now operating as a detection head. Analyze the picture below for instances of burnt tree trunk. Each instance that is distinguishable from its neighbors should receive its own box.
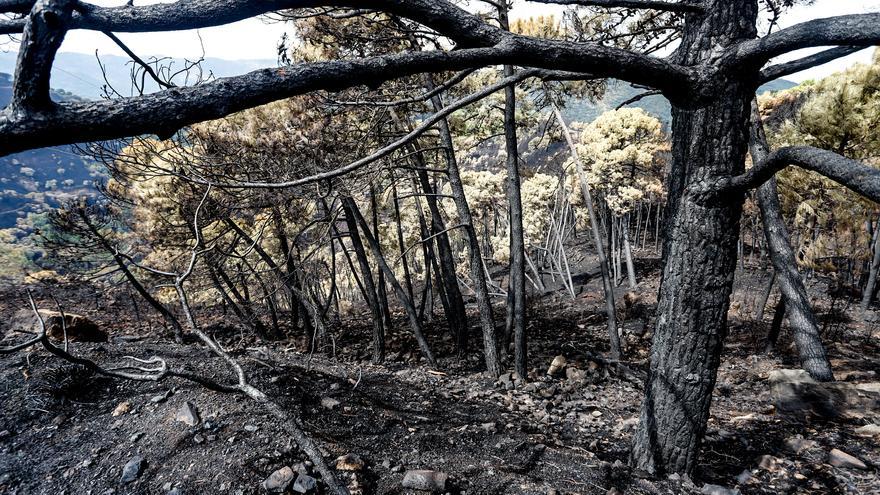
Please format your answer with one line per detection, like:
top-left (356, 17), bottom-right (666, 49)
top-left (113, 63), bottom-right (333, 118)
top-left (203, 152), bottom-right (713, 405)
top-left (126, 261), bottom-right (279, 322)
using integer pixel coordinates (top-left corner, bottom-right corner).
top-left (499, 3), bottom-right (527, 378)
top-left (341, 197), bottom-right (386, 363)
top-left (750, 102), bottom-right (834, 381)
top-left (631, 0), bottom-right (759, 476)
top-left (426, 75), bottom-right (501, 377)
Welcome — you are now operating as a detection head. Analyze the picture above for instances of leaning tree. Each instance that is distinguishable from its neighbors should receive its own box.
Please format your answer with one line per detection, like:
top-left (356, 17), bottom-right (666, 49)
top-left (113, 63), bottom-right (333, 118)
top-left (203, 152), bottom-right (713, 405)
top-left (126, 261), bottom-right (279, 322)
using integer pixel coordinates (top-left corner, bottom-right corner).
top-left (3, 0), bottom-right (880, 477)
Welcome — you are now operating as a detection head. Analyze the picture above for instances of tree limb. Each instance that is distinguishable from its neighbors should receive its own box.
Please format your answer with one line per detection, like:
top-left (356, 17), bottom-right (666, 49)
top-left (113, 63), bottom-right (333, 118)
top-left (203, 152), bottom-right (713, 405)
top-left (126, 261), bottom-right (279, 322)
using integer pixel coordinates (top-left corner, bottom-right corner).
top-left (12, 0), bottom-right (75, 111)
top-left (732, 13), bottom-right (880, 67)
top-left (759, 45), bottom-right (865, 83)
top-left (526, 0), bottom-right (702, 13)
top-left (725, 146), bottom-right (880, 204)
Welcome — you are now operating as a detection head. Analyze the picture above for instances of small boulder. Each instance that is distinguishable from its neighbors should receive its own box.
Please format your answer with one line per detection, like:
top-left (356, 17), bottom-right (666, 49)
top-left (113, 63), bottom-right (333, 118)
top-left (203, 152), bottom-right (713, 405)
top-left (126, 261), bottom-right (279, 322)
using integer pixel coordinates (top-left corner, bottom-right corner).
top-left (120, 455), bottom-right (146, 484)
top-left (320, 397), bottom-right (341, 410)
top-left (769, 369), bottom-right (845, 419)
top-left (854, 424), bottom-right (880, 438)
top-left (700, 484), bottom-right (740, 495)
top-left (292, 474), bottom-right (318, 494)
top-left (548, 355), bottom-right (567, 376)
top-left (15, 309), bottom-right (108, 342)
top-left (111, 401), bottom-right (131, 417)
top-left (784, 435), bottom-right (818, 454)
top-left (175, 402), bottom-right (200, 427)
top-left (401, 470), bottom-right (448, 492)
top-left (565, 367), bottom-right (586, 383)
top-left (336, 453), bottom-right (364, 471)
top-left (262, 466), bottom-right (295, 493)
top-left (828, 448), bottom-right (867, 469)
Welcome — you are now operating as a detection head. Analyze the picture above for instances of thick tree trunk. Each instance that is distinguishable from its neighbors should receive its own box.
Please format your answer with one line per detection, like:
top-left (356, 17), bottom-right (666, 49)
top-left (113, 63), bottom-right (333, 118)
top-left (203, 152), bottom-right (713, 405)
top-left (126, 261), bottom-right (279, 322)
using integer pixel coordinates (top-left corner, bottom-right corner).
top-left (750, 104), bottom-right (834, 381)
top-left (631, 0), bottom-right (759, 475)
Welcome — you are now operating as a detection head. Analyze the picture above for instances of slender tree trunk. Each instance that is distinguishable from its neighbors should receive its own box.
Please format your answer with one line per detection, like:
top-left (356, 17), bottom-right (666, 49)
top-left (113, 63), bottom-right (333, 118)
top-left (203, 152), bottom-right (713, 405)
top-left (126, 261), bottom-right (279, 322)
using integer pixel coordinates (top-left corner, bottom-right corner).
top-left (345, 196), bottom-right (436, 365)
top-left (861, 217), bottom-right (880, 311)
top-left (756, 271), bottom-right (776, 322)
top-left (765, 297), bottom-right (786, 354)
top-left (425, 75), bottom-right (500, 376)
top-left (631, 0), bottom-right (759, 475)
top-left (551, 101), bottom-right (621, 359)
top-left (623, 213), bottom-right (637, 288)
top-left (79, 210), bottom-right (184, 341)
top-left (750, 101), bottom-right (834, 381)
top-left (370, 186), bottom-right (395, 332)
top-left (340, 198), bottom-right (386, 363)
top-left (498, 2), bottom-right (527, 378)
top-left (390, 110), bottom-right (469, 352)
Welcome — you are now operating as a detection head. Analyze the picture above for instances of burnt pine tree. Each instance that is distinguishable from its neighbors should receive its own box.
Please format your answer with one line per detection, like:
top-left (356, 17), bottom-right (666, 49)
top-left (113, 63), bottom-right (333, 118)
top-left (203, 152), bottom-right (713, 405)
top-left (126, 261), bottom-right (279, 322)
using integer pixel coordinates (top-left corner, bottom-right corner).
top-left (4, 0), bottom-right (880, 477)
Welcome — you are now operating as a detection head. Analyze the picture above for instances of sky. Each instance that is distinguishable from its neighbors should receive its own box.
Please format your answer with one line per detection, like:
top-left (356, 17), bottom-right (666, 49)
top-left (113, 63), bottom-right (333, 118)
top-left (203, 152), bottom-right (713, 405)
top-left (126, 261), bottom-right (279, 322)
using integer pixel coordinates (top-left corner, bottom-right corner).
top-left (16, 0), bottom-right (880, 82)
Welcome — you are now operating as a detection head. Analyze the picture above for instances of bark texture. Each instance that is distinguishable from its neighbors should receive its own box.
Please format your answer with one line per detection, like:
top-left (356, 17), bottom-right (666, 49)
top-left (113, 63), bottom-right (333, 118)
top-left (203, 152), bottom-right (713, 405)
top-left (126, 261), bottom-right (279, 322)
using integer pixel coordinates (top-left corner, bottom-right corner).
top-left (631, 0), bottom-right (758, 475)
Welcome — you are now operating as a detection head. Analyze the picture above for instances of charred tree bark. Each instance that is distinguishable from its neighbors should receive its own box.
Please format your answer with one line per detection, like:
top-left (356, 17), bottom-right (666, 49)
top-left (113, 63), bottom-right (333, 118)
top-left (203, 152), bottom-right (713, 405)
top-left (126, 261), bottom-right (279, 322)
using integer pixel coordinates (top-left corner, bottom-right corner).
top-left (340, 198), bottom-right (386, 363)
top-left (631, 0), bottom-right (759, 476)
top-left (346, 196), bottom-right (436, 365)
top-left (861, 218), bottom-right (880, 311)
top-left (425, 75), bottom-right (501, 377)
top-left (498, 3), bottom-right (527, 378)
top-left (749, 103), bottom-right (834, 381)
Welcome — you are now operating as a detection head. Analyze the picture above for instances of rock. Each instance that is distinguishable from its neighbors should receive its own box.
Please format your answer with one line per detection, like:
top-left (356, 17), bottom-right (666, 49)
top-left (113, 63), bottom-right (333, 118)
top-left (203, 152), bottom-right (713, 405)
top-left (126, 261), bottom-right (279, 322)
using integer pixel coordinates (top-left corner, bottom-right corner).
top-left (167, 489), bottom-right (184, 495)
top-left (401, 470), bottom-right (448, 492)
top-left (244, 424), bottom-right (259, 432)
top-left (336, 453), bottom-right (364, 471)
top-left (854, 424), bottom-right (880, 438)
top-left (855, 382), bottom-right (880, 394)
top-left (111, 401), bottom-right (131, 417)
top-left (784, 435), bottom-right (818, 454)
top-left (828, 448), bottom-right (867, 469)
top-left (700, 484), bottom-right (740, 495)
top-left (548, 355), bottom-right (567, 376)
top-left (175, 401), bottom-right (200, 426)
top-left (481, 422), bottom-right (497, 434)
top-left (735, 470), bottom-right (751, 484)
top-left (756, 455), bottom-right (779, 471)
top-left (320, 397), bottom-right (341, 410)
top-left (292, 474), bottom-right (317, 493)
top-left (499, 372), bottom-right (515, 390)
top-left (565, 367), bottom-right (586, 383)
top-left (769, 369), bottom-right (846, 419)
top-left (120, 455), bottom-right (146, 484)
top-left (151, 390), bottom-right (172, 404)
top-left (262, 466), bottom-right (295, 492)
top-left (13, 308), bottom-right (107, 342)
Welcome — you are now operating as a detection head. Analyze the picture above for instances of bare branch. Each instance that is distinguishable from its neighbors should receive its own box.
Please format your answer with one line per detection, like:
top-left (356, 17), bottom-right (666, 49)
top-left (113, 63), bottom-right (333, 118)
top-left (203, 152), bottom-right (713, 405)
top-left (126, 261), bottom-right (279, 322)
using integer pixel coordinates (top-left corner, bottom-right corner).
top-left (759, 45), bottom-right (865, 83)
top-left (732, 13), bottom-right (880, 67)
top-left (526, 0), bottom-right (703, 13)
top-left (12, 0), bottom-right (75, 110)
top-left (723, 146), bottom-right (880, 204)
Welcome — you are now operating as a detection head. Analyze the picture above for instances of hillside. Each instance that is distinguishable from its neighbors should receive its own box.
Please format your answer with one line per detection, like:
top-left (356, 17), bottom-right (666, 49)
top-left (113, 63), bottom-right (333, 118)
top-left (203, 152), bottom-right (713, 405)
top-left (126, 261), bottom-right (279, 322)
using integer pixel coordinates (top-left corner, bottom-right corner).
top-left (0, 74), bottom-right (101, 230)
top-left (562, 78), bottom-right (798, 128)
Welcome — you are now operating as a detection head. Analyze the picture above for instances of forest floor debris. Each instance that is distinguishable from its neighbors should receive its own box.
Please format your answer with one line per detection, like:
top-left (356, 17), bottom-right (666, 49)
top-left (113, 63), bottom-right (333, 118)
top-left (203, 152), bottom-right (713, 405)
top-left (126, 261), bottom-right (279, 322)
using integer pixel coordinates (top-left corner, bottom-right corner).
top-left (0, 266), bottom-right (879, 494)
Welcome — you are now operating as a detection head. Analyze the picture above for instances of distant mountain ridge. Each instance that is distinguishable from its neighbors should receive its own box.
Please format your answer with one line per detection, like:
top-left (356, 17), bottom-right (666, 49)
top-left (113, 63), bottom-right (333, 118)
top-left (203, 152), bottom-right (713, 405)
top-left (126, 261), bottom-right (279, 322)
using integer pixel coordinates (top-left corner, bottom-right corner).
top-left (0, 51), bottom-right (277, 100)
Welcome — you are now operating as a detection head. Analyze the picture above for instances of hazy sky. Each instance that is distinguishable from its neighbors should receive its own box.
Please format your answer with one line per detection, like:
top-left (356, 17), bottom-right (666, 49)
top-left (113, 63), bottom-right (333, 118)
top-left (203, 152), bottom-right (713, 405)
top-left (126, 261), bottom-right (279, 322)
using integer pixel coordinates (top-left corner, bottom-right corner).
top-left (29, 0), bottom-right (880, 82)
